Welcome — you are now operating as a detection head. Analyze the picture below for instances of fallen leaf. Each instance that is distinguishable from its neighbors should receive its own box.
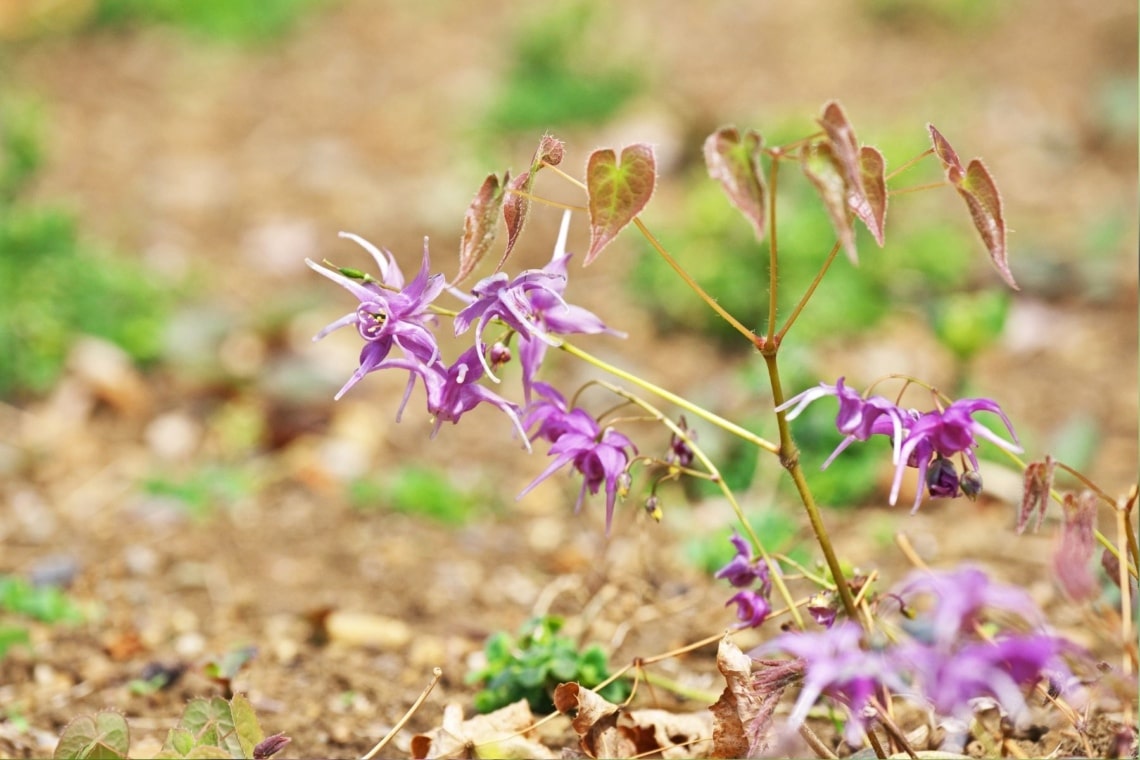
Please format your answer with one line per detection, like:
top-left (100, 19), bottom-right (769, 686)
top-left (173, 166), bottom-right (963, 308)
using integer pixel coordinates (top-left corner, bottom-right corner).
top-left (410, 700), bottom-right (554, 759)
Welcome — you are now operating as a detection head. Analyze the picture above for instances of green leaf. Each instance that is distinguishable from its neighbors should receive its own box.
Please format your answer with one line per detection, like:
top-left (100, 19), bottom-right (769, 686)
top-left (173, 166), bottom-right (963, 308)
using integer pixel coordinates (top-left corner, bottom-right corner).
top-left (162, 727), bottom-right (195, 757)
top-left (230, 694), bottom-right (264, 758)
top-left (585, 144), bottom-right (656, 264)
top-left (54, 710), bottom-right (130, 760)
top-left (703, 126), bottom-right (767, 242)
top-left (801, 140), bottom-right (857, 263)
top-left (455, 172), bottom-right (507, 286)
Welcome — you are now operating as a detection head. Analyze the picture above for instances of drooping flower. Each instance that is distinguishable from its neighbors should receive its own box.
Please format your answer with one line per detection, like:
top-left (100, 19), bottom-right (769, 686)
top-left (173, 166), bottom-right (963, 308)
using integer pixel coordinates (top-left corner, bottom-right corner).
top-left (892, 566), bottom-right (1043, 648)
top-left (777, 378), bottom-right (1022, 512)
top-left (727, 589), bottom-right (771, 628)
top-left (755, 623), bottom-right (906, 746)
top-left (453, 211), bottom-right (623, 387)
top-left (715, 532), bottom-right (771, 590)
top-left (307, 233), bottom-right (445, 399)
top-left (418, 346), bottom-right (529, 448)
top-left (516, 397), bottom-right (636, 532)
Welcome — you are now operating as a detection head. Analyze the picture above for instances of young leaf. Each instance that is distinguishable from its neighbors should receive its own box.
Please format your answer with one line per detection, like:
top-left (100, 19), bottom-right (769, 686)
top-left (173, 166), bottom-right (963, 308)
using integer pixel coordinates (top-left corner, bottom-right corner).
top-left (927, 125), bottom-right (1016, 289)
top-left (818, 101), bottom-right (864, 199)
top-left (229, 694), bottom-right (265, 759)
top-left (801, 140), bottom-right (857, 263)
top-left (54, 710), bottom-right (130, 760)
top-left (927, 123), bottom-right (964, 175)
top-left (703, 126), bottom-right (767, 241)
top-left (455, 172), bottom-right (508, 286)
top-left (851, 145), bottom-right (887, 246)
top-left (584, 144), bottom-right (656, 265)
top-left (957, 158), bottom-right (1016, 289)
top-left (500, 134), bottom-right (566, 269)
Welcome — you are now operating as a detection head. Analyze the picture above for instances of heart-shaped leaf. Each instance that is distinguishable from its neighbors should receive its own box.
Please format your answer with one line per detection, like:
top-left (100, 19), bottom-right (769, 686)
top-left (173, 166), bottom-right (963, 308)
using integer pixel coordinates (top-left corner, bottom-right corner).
top-left (928, 125), bottom-right (1016, 289)
top-left (703, 126), bottom-right (767, 241)
top-left (956, 159), bottom-right (1016, 289)
top-left (850, 145), bottom-right (887, 246)
top-left (455, 172), bottom-right (507, 286)
top-left (801, 140), bottom-right (857, 263)
top-left (500, 134), bottom-right (566, 269)
top-left (585, 144), bottom-right (656, 265)
top-left (54, 711), bottom-right (130, 760)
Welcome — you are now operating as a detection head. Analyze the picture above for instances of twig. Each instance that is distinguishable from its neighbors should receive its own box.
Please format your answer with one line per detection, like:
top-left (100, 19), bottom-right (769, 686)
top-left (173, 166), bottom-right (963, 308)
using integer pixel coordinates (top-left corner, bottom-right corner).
top-left (359, 667), bottom-right (442, 760)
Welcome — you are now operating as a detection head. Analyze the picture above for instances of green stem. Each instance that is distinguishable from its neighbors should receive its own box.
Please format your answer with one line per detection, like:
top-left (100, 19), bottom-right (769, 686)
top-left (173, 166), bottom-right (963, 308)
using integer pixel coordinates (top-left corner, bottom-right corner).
top-left (632, 218), bottom-right (760, 346)
top-left (777, 240), bottom-right (842, 342)
top-left (595, 380), bottom-right (804, 630)
top-left (763, 350), bottom-right (862, 626)
top-left (559, 340), bottom-right (779, 455)
top-left (765, 156), bottom-right (780, 344)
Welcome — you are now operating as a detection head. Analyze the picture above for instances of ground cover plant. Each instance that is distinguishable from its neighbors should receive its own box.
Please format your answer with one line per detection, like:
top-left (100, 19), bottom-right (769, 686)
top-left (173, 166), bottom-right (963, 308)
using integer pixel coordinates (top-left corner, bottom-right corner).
top-left (259, 107), bottom-right (1132, 757)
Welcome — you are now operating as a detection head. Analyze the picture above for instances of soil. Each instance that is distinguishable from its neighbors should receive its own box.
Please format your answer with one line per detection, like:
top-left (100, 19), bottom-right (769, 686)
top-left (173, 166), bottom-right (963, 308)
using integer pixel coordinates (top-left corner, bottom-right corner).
top-left (0, 1), bottom-right (1137, 758)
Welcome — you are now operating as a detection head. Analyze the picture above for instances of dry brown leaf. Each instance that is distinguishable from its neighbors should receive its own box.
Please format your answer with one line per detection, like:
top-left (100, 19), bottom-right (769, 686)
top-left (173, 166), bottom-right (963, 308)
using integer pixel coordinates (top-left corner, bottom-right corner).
top-left (553, 682), bottom-right (712, 759)
top-left (410, 700), bottom-right (555, 759)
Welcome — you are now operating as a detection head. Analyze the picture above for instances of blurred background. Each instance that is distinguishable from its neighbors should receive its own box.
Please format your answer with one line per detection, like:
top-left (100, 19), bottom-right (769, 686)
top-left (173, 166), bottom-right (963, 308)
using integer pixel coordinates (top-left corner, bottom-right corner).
top-left (0, 0), bottom-right (1136, 755)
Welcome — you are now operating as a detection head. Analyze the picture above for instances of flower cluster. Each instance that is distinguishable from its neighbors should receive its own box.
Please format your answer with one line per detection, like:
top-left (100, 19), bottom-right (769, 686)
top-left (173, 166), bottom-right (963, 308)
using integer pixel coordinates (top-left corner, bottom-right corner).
top-left (308, 212), bottom-right (628, 520)
top-left (715, 532), bottom-right (773, 628)
top-left (516, 383), bottom-right (636, 533)
top-left (776, 377), bottom-right (1022, 512)
top-left (756, 565), bottom-right (1080, 748)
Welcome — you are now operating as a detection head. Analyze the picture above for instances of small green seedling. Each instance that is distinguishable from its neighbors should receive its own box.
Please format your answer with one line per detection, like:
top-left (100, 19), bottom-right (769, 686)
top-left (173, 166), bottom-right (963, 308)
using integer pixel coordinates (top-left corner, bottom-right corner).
top-left (204, 645), bottom-right (258, 699)
top-left (467, 615), bottom-right (629, 714)
top-left (53, 710), bottom-right (130, 760)
top-left (0, 574), bottom-right (83, 625)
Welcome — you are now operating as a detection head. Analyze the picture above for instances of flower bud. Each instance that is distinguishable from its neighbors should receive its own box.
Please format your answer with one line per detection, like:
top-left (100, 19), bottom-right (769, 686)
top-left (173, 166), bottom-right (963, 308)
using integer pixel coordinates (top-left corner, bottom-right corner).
top-left (490, 342), bottom-right (511, 367)
top-left (960, 469), bottom-right (983, 500)
top-left (925, 455), bottom-right (960, 498)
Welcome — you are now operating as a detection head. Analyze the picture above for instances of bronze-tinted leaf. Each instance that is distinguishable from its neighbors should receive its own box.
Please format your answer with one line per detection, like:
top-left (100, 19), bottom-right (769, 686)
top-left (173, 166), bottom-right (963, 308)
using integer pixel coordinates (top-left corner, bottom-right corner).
top-left (956, 158), bottom-right (1017, 289)
top-left (585, 144), bottom-right (656, 265)
top-left (819, 101), bottom-right (863, 199)
top-left (801, 140), bottom-right (857, 263)
top-left (703, 126), bottom-right (767, 241)
top-left (927, 123), bottom-right (964, 175)
top-left (851, 145), bottom-right (887, 246)
top-left (1018, 455), bottom-right (1055, 534)
top-left (535, 133), bottom-right (565, 168)
top-left (455, 172), bottom-right (507, 286)
top-left (1053, 491), bottom-right (1098, 601)
top-left (499, 134), bottom-right (567, 270)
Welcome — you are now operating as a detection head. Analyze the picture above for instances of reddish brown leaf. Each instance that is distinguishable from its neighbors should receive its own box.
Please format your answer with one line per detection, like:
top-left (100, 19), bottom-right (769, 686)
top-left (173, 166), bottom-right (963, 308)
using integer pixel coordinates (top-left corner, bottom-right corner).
top-left (801, 140), bottom-right (857, 263)
top-left (850, 145), bottom-right (887, 246)
top-left (585, 144), bottom-right (656, 265)
top-left (499, 134), bottom-right (566, 270)
top-left (957, 158), bottom-right (1017, 289)
top-left (455, 171), bottom-right (507, 286)
top-left (819, 101), bottom-right (863, 199)
top-left (1053, 491), bottom-right (1098, 601)
top-left (927, 123), bottom-right (964, 175)
top-left (703, 126), bottom-right (767, 241)
top-left (1018, 455), bottom-right (1055, 534)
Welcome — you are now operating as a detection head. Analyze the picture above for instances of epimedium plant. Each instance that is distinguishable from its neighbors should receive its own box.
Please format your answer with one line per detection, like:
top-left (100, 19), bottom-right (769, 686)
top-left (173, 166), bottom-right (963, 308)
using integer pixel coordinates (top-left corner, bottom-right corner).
top-left (307, 102), bottom-right (1138, 756)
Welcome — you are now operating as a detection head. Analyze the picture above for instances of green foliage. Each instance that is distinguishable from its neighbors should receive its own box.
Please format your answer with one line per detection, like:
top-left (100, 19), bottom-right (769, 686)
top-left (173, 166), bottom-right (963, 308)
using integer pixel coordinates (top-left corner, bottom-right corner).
top-left (482, 1), bottom-right (643, 133)
top-left (90, 0), bottom-right (326, 43)
top-left (0, 98), bottom-right (43, 203)
top-left (0, 575), bottom-right (84, 624)
top-left (0, 205), bottom-right (170, 399)
top-left (54, 697), bottom-right (287, 760)
top-left (142, 465), bottom-right (256, 520)
top-left (53, 710), bottom-right (130, 760)
top-left (349, 467), bottom-right (475, 526)
top-left (0, 625), bottom-right (31, 659)
top-left (467, 616), bottom-right (629, 714)
top-left (926, 289), bottom-right (1009, 362)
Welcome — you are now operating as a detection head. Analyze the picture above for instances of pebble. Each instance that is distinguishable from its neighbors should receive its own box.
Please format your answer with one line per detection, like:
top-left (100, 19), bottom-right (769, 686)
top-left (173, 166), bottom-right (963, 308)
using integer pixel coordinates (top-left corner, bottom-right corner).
top-left (174, 631), bottom-right (206, 659)
top-left (145, 411), bottom-right (202, 461)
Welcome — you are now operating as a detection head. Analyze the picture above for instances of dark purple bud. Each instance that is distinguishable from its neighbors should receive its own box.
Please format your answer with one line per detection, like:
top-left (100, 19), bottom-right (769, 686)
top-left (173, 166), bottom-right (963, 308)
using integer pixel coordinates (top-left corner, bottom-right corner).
top-left (253, 733), bottom-right (291, 759)
top-left (960, 469), bottom-right (983, 500)
top-left (644, 495), bottom-right (662, 522)
top-left (925, 455), bottom-right (960, 499)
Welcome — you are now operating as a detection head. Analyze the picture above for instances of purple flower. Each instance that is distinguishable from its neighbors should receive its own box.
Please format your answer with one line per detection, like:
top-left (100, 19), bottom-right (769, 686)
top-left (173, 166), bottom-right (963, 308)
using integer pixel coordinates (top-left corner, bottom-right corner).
top-left (756, 623), bottom-right (906, 746)
top-left (727, 589), bottom-right (771, 628)
top-left (417, 347), bottom-right (528, 447)
top-left (900, 634), bottom-right (1076, 726)
top-left (453, 212), bottom-right (623, 388)
top-left (715, 532), bottom-right (771, 590)
top-left (778, 378), bottom-right (1021, 512)
top-left (890, 397), bottom-right (1021, 511)
top-left (308, 233), bottom-right (445, 400)
top-left (892, 566), bottom-right (1043, 647)
top-left (521, 382), bottom-right (597, 443)
top-left (516, 401), bottom-right (636, 533)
